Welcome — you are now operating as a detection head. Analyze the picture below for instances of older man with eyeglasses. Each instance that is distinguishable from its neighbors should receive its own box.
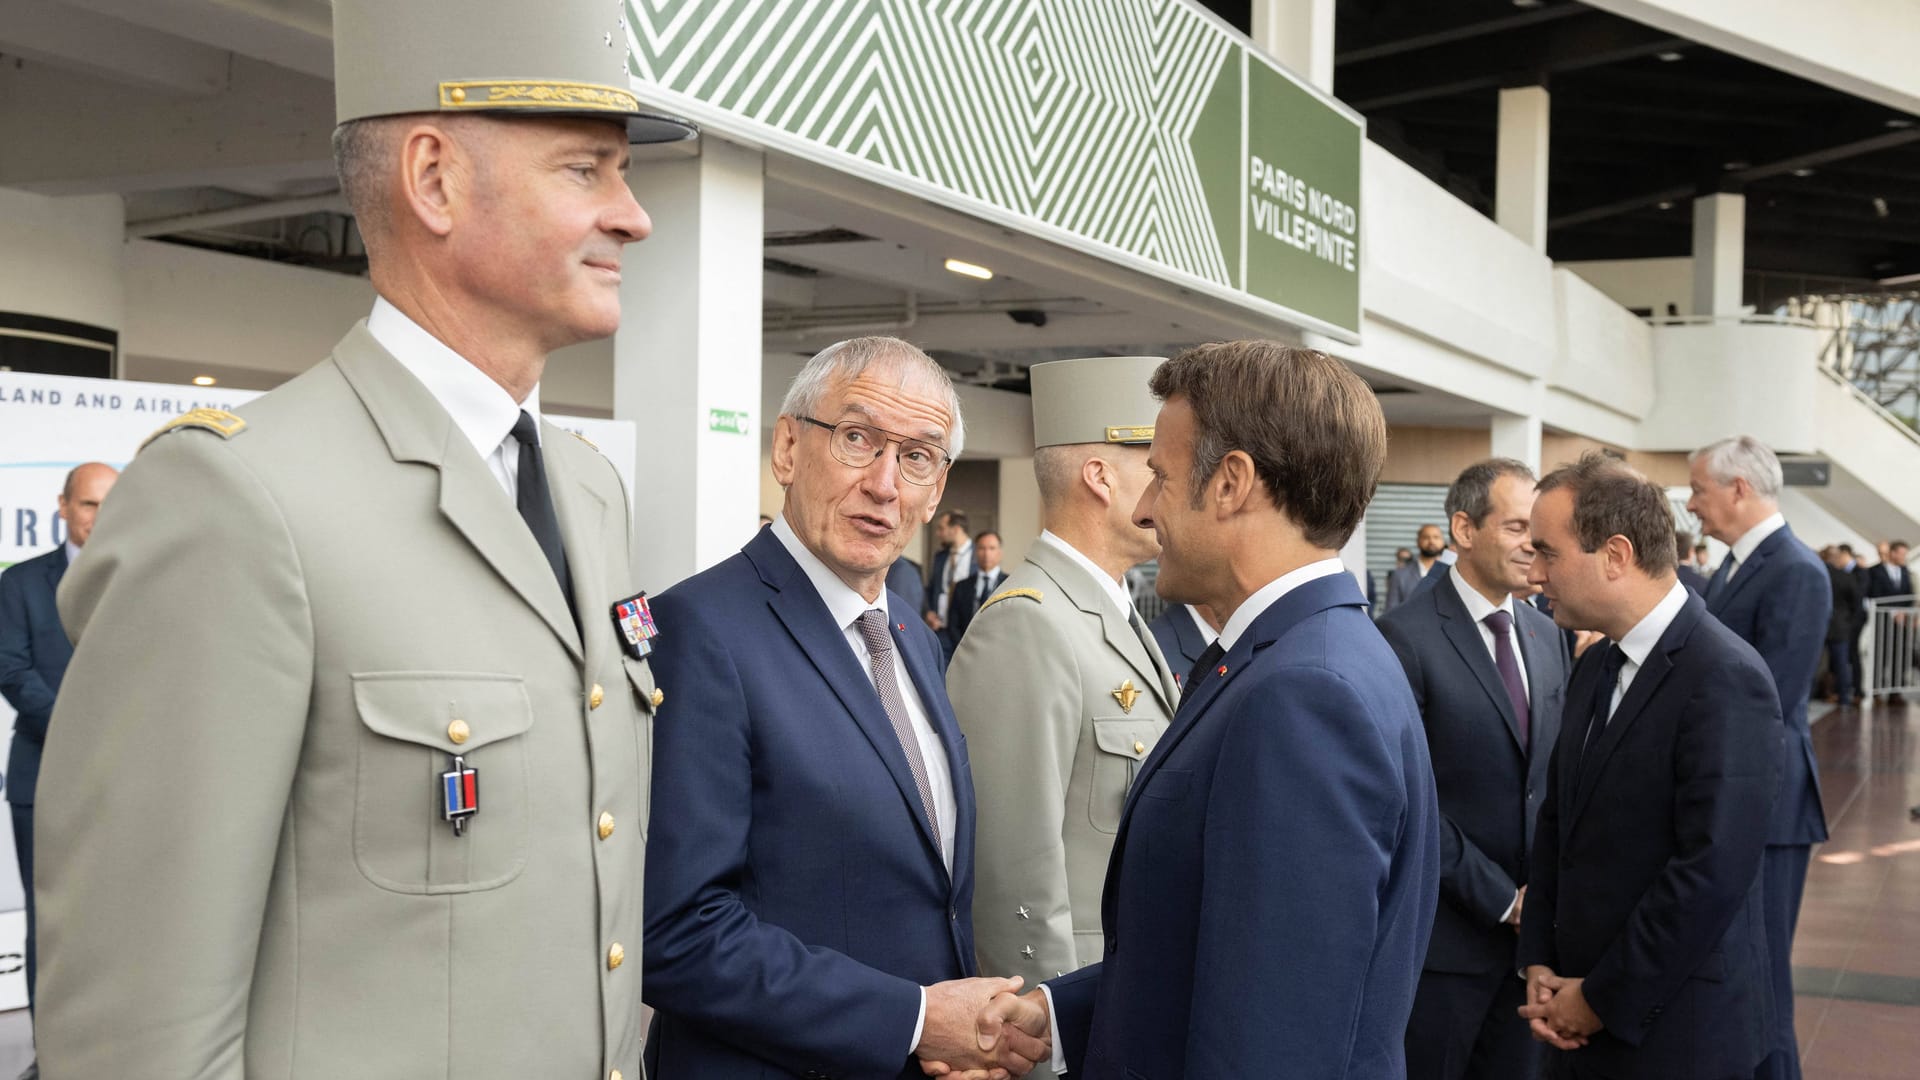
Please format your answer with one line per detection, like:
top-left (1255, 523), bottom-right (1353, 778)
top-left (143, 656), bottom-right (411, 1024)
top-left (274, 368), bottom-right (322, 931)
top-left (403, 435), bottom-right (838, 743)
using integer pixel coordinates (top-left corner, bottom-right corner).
top-left (642, 336), bottom-right (1048, 1080)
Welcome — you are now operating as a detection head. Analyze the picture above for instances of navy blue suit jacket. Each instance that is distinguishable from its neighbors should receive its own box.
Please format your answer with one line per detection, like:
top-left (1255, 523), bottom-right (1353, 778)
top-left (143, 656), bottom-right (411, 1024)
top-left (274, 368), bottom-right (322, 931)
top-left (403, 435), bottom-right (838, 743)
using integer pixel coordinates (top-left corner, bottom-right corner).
top-left (1378, 569), bottom-right (1568, 975)
top-left (1047, 572), bottom-right (1440, 1078)
top-left (1704, 525), bottom-right (1830, 845)
top-left (1521, 594), bottom-right (1781, 1079)
top-left (924, 546), bottom-right (974, 616)
top-left (643, 529), bottom-right (978, 1079)
top-left (1148, 605), bottom-right (1209, 691)
top-left (0, 546), bottom-right (71, 806)
top-left (886, 557), bottom-right (924, 615)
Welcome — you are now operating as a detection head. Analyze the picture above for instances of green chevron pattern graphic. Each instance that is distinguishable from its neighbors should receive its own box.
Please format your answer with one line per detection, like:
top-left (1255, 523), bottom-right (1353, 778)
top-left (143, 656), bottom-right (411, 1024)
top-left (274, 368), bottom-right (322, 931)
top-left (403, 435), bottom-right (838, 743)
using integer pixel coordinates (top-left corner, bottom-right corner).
top-left (627, 0), bottom-right (1362, 336)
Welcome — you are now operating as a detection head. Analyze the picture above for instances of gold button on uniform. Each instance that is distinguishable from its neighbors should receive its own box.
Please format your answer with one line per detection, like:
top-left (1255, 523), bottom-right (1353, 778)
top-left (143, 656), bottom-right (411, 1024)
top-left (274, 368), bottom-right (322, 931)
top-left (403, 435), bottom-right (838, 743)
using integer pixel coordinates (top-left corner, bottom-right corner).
top-left (597, 812), bottom-right (616, 841)
top-left (589, 684), bottom-right (605, 710)
top-left (447, 719), bottom-right (470, 745)
top-left (1133, 740), bottom-right (1146, 755)
top-left (449, 86), bottom-right (467, 103)
top-left (607, 942), bottom-right (625, 970)
top-left (650, 687), bottom-right (665, 709)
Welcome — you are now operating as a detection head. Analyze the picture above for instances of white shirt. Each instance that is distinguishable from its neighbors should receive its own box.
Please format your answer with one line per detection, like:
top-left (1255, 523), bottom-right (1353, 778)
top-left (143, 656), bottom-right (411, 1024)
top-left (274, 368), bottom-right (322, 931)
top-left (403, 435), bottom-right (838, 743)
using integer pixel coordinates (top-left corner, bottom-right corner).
top-left (1186, 604), bottom-right (1219, 646)
top-left (1034, 530), bottom-right (1135, 620)
top-left (1607, 580), bottom-right (1692, 719)
top-left (769, 515), bottom-right (960, 1059)
top-left (1723, 511), bottom-right (1786, 585)
top-left (1041, 554), bottom-right (1350, 1072)
top-left (1447, 566), bottom-right (1531, 700)
top-left (63, 540), bottom-right (82, 568)
top-left (969, 566), bottom-right (1004, 605)
top-left (1218, 559), bottom-right (1350, 651)
top-left (936, 539), bottom-right (974, 620)
top-left (367, 296), bottom-right (541, 500)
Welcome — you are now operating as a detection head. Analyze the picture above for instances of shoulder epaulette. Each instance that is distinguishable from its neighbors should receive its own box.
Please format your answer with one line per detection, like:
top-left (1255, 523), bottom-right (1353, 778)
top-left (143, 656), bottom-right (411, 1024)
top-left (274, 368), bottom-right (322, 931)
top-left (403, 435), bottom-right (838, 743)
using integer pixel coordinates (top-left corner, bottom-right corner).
top-left (570, 430), bottom-right (599, 452)
top-left (140, 408), bottom-right (247, 451)
top-left (980, 587), bottom-right (1043, 612)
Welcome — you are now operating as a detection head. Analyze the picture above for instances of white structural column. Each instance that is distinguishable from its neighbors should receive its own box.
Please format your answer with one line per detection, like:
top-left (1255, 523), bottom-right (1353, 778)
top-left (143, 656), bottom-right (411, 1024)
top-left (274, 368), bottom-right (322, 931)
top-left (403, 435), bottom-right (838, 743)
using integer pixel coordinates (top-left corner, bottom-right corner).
top-left (1495, 86), bottom-right (1551, 252)
top-left (996, 458), bottom-right (1042, 567)
top-left (1692, 192), bottom-right (1746, 316)
top-left (1491, 413), bottom-right (1544, 473)
top-left (615, 139), bottom-right (765, 588)
top-left (1252, 0), bottom-right (1336, 92)
top-left (0, 188), bottom-right (125, 334)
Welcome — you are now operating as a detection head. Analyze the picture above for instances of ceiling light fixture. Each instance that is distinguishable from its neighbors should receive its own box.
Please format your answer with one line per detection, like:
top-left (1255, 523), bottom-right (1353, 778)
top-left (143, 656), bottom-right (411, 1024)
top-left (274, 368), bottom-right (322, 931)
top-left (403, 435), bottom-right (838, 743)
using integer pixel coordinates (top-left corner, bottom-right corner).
top-left (1792, 168), bottom-right (1816, 178)
top-left (1887, 118), bottom-right (1915, 129)
top-left (1656, 51), bottom-right (1684, 62)
top-left (1874, 197), bottom-right (1892, 219)
top-left (944, 258), bottom-right (994, 281)
top-left (192, 375), bottom-right (217, 386)
top-left (1722, 160), bottom-right (1750, 171)
top-left (1656, 200), bottom-right (1675, 210)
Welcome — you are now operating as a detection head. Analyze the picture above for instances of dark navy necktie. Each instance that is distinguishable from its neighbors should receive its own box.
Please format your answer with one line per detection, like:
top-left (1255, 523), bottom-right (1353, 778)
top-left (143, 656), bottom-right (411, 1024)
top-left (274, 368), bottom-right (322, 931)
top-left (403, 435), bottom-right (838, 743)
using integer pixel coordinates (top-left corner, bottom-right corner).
top-left (1183, 640), bottom-right (1225, 694)
top-left (1705, 553), bottom-right (1736, 604)
top-left (1578, 644), bottom-right (1628, 769)
top-left (1482, 609), bottom-right (1531, 749)
top-left (510, 410), bottom-right (573, 607)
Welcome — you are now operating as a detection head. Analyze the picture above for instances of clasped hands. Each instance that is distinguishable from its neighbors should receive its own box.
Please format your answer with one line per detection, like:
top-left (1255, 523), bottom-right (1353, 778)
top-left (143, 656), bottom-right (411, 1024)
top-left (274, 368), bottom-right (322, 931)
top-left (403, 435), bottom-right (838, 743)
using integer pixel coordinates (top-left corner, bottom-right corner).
top-left (1519, 965), bottom-right (1603, 1050)
top-left (915, 977), bottom-right (1051, 1079)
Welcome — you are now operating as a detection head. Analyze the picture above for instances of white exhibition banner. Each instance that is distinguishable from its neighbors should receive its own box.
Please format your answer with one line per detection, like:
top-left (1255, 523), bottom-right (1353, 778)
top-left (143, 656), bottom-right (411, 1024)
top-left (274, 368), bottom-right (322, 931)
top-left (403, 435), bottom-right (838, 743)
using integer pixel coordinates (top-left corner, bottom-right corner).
top-left (0, 369), bottom-right (637, 1006)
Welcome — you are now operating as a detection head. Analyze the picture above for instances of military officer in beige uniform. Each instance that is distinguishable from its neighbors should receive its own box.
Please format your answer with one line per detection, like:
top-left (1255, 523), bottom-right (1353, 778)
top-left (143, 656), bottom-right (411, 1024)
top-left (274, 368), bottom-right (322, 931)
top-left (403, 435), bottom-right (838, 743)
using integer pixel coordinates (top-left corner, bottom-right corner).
top-left (31, 4), bottom-right (693, 1078)
top-left (947, 357), bottom-right (1179, 1035)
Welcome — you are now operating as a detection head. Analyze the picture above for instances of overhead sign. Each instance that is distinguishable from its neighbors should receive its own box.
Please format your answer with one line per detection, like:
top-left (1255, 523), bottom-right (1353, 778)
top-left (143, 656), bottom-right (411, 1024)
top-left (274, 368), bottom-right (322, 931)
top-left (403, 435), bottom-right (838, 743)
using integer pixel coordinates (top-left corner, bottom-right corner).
top-left (625, 0), bottom-right (1364, 341)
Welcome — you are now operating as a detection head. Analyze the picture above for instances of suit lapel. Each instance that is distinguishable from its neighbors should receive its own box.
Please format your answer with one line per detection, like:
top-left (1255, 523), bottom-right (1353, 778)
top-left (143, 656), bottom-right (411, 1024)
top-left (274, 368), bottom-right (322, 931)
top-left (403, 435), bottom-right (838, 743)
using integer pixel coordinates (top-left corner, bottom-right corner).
top-left (1567, 600), bottom-right (1701, 825)
top-left (895, 611), bottom-right (967, 886)
top-left (333, 323), bottom-right (582, 662)
top-left (1712, 531), bottom-right (1779, 614)
top-left (1513, 605), bottom-right (1556, 753)
top-left (751, 532), bottom-right (949, 872)
top-left (1433, 579), bottom-right (1524, 751)
top-left (546, 432), bottom-right (610, 668)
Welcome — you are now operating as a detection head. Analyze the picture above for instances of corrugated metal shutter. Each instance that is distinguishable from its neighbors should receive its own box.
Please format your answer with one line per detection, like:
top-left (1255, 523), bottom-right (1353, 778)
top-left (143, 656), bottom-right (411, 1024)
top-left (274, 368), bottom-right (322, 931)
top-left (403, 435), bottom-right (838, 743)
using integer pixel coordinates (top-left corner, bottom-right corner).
top-left (1365, 484), bottom-right (1449, 598)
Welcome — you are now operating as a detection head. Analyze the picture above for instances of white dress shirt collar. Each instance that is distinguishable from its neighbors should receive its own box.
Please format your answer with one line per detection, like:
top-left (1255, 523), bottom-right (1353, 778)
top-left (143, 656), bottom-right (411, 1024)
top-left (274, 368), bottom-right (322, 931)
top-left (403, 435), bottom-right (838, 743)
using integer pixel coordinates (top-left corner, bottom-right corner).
top-left (1217, 558), bottom-right (1349, 652)
top-left (1448, 563), bottom-right (1516, 626)
top-left (1186, 604), bottom-right (1220, 646)
top-left (1035, 530), bottom-right (1134, 620)
top-left (1616, 579), bottom-right (1692, 672)
top-left (64, 540), bottom-right (82, 568)
top-left (366, 296), bottom-right (542, 462)
top-left (770, 513), bottom-right (897, 623)
top-left (1729, 511), bottom-right (1787, 568)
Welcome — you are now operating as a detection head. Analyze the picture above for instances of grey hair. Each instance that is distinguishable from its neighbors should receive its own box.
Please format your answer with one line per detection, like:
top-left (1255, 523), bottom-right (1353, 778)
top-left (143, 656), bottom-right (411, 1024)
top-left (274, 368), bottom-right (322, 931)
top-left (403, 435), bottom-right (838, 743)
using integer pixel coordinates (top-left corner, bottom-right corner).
top-left (1444, 458), bottom-right (1536, 543)
top-left (1032, 444), bottom-right (1094, 504)
top-left (779, 337), bottom-right (966, 459)
top-left (1690, 435), bottom-right (1783, 500)
top-left (332, 117), bottom-right (401, 250)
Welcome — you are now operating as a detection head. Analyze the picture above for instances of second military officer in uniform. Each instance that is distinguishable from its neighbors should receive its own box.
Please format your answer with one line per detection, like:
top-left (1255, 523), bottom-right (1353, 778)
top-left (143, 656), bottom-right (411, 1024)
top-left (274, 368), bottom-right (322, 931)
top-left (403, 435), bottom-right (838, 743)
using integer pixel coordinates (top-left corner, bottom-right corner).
top-left (947, 356), bottom-right (1179, 1055)
top-left (31, 3), bottom-right (692, 1078)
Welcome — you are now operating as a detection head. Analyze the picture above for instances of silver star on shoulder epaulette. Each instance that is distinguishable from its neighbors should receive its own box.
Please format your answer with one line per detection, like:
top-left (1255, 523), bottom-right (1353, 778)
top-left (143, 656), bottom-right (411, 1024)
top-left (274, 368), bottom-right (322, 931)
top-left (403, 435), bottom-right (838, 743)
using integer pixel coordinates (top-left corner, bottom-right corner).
top-left (1016, 905), bottom-right (1031, 920)
top-left (1021, 945), bottom-right (1036, 959)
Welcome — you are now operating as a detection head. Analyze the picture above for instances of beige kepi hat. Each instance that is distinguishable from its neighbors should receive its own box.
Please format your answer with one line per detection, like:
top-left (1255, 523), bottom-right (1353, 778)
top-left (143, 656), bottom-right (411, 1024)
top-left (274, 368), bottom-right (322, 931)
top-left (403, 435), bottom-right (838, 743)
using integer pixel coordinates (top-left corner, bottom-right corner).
top-left (1028, 356), bottom-right (1168, 448)
top-left (331, 0), bottom-right (697, 144)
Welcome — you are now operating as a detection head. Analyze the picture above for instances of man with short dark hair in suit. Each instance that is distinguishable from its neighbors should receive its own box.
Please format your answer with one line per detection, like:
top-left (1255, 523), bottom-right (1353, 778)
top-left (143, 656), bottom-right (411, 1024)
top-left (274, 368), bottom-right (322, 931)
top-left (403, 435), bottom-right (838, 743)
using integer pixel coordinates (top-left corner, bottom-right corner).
top-left (1867, 541), bottom-right (1912, 701)
top-left (1675, 531), bottom-right (1708, 595)
top-left (1384, 524), bottom-right (1447, 614)
top-left (1522, 453), bottom-right (1781, 1080)
top-left (963, 340), bottom-right (1439, 1078)
top-left (1821, 547), bottom-right (1863, 705)
top-left (643, 337), bottom-right (1044, 1079)
top-left (0, 462), bottom-right (117, 1064)
top-left (1382, 458), bottom-right (1567, 1080)
top-left (924, 511), bottom-right (976, 657)
top-left (943, 531), bottom-right (1004, 645)
top-left (1687, 436), bottom-right (1831, 1080)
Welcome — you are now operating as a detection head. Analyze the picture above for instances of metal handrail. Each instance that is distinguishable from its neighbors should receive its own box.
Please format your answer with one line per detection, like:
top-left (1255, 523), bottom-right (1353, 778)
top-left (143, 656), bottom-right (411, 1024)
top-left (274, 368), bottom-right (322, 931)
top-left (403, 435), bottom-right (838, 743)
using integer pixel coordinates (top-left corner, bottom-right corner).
top-left (1641, 313), bottom-right (1819, 328)
top-left (1864, 594), bottom-right (1919, 700)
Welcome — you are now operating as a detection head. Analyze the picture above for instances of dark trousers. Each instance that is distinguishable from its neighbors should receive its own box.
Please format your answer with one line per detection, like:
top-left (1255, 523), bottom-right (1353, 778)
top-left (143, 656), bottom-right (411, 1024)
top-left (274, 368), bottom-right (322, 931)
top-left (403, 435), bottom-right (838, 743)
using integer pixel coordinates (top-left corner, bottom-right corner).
top-left (1826, 639), bottom-right (1856, 702)
top-left (1552, 1057), bottom-right (1744, 1080)
top-left (1849, 621), bottom-right (1866, 697)
top-left (1755, 843), bottom-right (1811, 1080)
top-left (1407, 967), bottom-right (1544, 1080)
top-left (10, 802), bottom-right (32, 1015)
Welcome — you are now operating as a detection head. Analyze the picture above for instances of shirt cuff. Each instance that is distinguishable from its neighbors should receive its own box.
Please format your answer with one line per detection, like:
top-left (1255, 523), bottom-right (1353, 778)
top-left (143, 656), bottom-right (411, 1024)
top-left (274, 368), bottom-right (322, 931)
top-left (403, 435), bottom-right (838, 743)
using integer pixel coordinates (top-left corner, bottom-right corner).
top-left (910, 987), bottom-right (927, 1058)
top-left (1040, 983), bottom-right (1068, 1074)
top-left (1500, 891), bottom-right (1519, 926)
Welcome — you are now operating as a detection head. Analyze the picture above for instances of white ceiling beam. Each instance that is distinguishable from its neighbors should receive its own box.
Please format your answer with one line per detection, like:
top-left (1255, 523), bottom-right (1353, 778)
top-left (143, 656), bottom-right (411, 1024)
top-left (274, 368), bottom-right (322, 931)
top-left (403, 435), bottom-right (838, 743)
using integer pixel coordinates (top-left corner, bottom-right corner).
top-left (0, 0), bottom-right (232, 95)
top-left (58, 0), bottom-right (333, 80)
top-left (0, 54), bottom-right (334, 195)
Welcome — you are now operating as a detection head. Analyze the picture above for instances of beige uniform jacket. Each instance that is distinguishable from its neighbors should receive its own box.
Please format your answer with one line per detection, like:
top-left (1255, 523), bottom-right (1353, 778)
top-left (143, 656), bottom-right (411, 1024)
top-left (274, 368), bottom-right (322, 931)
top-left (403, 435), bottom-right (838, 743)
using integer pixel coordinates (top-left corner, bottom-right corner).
top-left (34, 323), bottom-right (658, 1080)
top-left (946, 539), bottom-right (1178, 996)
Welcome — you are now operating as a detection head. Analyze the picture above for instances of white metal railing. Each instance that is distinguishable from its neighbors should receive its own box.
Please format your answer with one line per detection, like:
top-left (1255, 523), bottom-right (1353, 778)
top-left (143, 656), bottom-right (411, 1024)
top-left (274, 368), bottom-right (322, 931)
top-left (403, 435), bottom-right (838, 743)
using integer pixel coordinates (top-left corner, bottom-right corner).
top-left (1864, 595), bottom-right (1920, 700)
top-left (1640, 313), bottom-right (1819, 329)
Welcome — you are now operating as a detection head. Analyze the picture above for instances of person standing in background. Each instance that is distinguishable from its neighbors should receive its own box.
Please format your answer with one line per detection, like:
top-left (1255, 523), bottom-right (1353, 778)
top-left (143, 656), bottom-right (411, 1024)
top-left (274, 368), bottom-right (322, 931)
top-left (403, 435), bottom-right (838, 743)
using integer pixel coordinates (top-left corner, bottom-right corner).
top-left (1385, 524), bottom-right (1448, 614)
top-left (924, 510), bottom-right (975, 658)
top-left (0, 461), bottom-right (118, 1080)
top-left (944, 531), bottom-right (1004, 645)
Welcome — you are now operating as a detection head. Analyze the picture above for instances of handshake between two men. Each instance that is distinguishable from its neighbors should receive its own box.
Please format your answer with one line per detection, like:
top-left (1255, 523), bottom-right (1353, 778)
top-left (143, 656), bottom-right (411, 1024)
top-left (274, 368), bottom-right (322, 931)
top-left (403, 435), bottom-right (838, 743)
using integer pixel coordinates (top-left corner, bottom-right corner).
top-left (916, 978), bottom-right (1052, 1079)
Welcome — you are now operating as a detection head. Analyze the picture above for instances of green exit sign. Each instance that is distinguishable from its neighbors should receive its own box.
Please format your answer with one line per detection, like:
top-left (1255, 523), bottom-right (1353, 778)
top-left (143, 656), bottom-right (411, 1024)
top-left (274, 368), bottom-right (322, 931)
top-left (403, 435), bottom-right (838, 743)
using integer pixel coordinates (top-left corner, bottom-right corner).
top-left (708, 408), bottom-right (750, 435)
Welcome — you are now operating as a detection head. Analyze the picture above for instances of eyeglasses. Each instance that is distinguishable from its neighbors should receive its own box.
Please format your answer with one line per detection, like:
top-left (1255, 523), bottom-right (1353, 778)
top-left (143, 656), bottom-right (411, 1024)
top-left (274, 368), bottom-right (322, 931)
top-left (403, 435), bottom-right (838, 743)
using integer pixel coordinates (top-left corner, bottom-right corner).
top-left (798, 416), bottom-right (952, 486)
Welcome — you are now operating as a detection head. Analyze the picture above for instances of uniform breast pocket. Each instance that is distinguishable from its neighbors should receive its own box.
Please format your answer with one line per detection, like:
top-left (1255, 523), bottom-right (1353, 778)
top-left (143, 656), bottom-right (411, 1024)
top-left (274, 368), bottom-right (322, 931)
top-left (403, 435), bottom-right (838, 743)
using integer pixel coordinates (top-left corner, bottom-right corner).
top-left (351, 672), bottom-right (533, 894)
top-left (1088, 717), bottom-right (1161, 834)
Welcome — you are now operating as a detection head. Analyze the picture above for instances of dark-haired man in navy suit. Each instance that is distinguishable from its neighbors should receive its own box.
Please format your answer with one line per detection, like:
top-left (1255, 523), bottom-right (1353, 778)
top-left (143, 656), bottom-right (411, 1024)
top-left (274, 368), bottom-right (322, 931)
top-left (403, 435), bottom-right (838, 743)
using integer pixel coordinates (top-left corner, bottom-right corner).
top-left (643, 337), bottom-right (1044, 1080)
top-left (1688, 436), bottom-right (1831, 1080)
top-left (0, 461), bottom-right (117, 1039)
top-left (1382, 458), bottom-right (1567, 1080)
top-left (1522, 453), bottom-right (1780, 1080)
top-left (961, 341), bottom-right (1439, 1079)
